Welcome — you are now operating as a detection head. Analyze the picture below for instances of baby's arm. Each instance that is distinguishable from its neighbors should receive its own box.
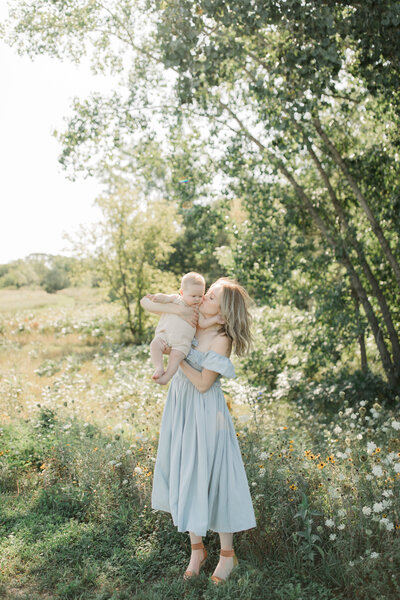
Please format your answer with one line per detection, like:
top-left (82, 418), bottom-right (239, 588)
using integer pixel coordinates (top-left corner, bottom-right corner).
top-left (140, 295), bottom-right (198, 327)
top-left (146, 293), bottom-right (179, 304)
top-left (198, 313), bottom-right (225, 329)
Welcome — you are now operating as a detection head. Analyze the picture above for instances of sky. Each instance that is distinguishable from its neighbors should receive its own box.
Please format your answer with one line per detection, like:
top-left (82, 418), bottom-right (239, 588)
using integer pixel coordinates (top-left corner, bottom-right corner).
top-left (0, 6), bottom-right (113, 265)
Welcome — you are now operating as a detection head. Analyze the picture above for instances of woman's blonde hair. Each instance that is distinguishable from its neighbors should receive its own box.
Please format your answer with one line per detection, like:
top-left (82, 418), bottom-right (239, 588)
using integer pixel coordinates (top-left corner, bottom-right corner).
top-left (211, 277), bottom-right (253, 356)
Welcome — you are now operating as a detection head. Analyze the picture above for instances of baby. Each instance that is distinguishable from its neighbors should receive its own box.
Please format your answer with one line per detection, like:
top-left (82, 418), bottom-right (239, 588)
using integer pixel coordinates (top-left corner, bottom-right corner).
top-left (143, 272), bottom-right (222, 385)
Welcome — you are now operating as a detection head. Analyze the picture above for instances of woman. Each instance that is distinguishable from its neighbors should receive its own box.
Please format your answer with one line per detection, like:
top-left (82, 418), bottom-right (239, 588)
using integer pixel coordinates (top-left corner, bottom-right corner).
top-left (140, 278), bottom-right (256, 584)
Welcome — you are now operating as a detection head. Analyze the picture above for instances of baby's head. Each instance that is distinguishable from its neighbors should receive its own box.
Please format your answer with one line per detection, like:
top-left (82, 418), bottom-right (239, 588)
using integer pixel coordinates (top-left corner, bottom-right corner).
top-left (180, 272), bottom-right (205, 306)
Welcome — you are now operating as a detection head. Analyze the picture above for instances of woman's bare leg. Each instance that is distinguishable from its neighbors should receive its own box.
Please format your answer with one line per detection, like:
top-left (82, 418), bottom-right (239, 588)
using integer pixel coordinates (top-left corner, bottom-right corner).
top-left (212, 532), bottom-right (235, 580)
top-left (185, 532), bottom-right (206, 575)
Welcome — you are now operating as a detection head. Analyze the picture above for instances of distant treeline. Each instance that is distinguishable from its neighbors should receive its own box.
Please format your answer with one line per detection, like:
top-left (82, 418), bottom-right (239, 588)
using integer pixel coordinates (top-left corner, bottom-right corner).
top-left (0, 254), bottom-right (79, 294)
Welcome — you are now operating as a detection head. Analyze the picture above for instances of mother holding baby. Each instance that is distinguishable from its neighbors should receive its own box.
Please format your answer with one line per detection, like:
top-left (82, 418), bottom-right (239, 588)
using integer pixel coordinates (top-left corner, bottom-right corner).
top-left (140, 276), bottom-right (256, 584)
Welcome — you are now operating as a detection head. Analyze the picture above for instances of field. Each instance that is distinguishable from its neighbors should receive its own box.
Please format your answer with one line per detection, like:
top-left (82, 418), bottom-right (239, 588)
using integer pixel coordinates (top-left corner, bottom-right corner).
top-left (0, 288), bottom-right (399, 600)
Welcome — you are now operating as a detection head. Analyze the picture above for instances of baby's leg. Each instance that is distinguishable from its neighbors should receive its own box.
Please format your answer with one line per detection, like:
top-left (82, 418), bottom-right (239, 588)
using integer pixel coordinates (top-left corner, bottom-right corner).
top-left (150, 337), bottom-right (166, 379)
top-left (156, 350), bottom-right (186, 385)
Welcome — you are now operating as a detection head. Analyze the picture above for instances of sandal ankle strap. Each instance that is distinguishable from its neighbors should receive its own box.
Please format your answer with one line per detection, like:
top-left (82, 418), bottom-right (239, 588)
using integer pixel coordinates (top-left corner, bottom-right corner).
top-left (191, 542), bottom-right (204, 550)
top-left (220, 548), bottom-right (235, 557)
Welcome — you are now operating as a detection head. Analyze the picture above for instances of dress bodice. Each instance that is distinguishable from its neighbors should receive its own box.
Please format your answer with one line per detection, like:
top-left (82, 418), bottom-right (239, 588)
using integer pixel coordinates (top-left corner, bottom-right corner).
top-left (183, 338), bottom-right (236, 379)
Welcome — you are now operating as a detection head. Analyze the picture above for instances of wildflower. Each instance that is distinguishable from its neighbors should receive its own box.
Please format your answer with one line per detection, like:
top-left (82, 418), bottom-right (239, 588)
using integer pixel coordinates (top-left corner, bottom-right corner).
top-left (317, 462), bottom-right (326, 469)
top-left (289, 484), bottom-right (298, 491)
top-left (367, 442), bottom-right (377, 455)
top-left (338, 524), bottom-right (345, 530)
top-left (93, 447), bottom-right (98, 452)
top-left (325, 519), bottom-right (335, 528)
top-left (349, 561), bottom-right (355, 567)
top-left (372, 465), bottom-right (384, 477)
top-left (326, 455), bottom-right (335, 463)
top-left (329, 533), bottom-right (337, 541)
top-left (394, 463), bottom-right (400, 473)
top-left (373, 502), bottom-right (384, 513)
top-left (259, 451), bottom-right (268, 460)
top-left (134, 466), bottom-right (143, 474)
top-left (370, 552), bottom-right (379, 559)
top-left (392, 421), bottom-right (400, 431)
top-left (338, 509), bottom-right (346, 517)
top-left (383, 490), bottom-right (393, 497)
top-left (362, 506), bottom-right (372, 516)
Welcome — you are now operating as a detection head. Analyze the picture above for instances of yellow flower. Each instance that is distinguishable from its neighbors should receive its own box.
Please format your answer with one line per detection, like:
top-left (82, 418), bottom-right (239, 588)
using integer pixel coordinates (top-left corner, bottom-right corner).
top-left (289, 484), bottom-right (297, 490)
top-left (39, 463), bottom-right (46, 470)
top-left (93, 447), bottom-right (98, 452)
top-left (317, 462), bottom-right (326, 469)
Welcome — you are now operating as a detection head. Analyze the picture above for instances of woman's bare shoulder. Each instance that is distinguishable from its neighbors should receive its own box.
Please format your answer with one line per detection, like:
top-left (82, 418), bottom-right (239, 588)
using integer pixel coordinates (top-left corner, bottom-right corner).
top-left (209, 333), bottom-right (232, 357)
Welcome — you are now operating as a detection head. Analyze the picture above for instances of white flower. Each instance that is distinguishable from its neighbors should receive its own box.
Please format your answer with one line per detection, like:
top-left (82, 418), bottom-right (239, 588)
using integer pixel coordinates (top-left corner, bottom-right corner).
top-left (259, 451), bottom-right (268, 460)
top-left (338, 524), bottom-right (346, 530)
top-left (391, 420), bottom-right (400, 430)
top-left (362, 506), bottom-right (372, 516)
top-left (122, 479), bottom-right (128, 485)
top-left (329, 533), bottom-right (337, 540)
top-left (367, 442), bottom-right (376, 454)
top-left (365, 529), bottom-right (372, 536)
top-left (366, 474), bottom-right (373, 480)
top-left (349, 561), bottom-right (355, 567)
top-left (333, 425), bottom-right (342, 435)
top-left (373, 502), bottom-right (384, 513)
top-left (394, 463), bottom-right (400, 473)
top-left (325, 519), bottom-right (335, 528)
top-left (359, 401), bottom-right (367, 407)
top-left (383, 490), bottom-right (393, 497)
top-left (337, 509), bottom-right (346, 517)
top-left (370, 552), bottom-right (379, 559)
top-left (386, 522), bottom-right (394, 531)
top-left (372, 465), bottom-right (384, 477)
top-left (134, 466), bottom-right (143, 474)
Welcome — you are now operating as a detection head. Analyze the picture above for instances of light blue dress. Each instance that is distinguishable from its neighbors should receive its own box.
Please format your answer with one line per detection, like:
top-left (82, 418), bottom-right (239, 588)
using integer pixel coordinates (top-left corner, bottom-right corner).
top-left (151, 341), bottom-right (257, 537)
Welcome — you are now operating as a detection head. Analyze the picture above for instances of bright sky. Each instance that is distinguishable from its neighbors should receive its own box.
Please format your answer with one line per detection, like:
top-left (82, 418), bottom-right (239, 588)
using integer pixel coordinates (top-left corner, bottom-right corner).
top-left (0, 6), bottom-right (113, 265)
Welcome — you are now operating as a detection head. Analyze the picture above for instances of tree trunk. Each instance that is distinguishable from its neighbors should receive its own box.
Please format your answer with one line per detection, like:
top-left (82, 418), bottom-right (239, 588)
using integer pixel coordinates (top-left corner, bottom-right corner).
top-left (299, 128), bottom-right (400, 377)
top-left (312, 117), bottom-right (400, 290)
top-left (351, 285), bottom-right (368, 373)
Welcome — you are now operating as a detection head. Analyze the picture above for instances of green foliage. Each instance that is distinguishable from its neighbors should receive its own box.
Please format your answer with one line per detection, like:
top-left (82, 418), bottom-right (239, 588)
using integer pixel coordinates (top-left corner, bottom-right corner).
top-left (66, 184), bottom-right (181, 342)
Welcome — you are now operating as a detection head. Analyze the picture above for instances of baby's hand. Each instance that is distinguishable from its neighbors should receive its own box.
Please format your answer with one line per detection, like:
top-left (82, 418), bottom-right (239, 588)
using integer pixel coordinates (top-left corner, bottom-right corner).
top-left (145, 293), bottom-right (156, 301)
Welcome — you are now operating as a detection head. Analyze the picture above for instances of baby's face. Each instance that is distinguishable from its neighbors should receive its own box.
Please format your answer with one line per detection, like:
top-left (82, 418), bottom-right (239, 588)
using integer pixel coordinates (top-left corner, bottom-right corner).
top-left (181, 283), bottom-right (205, 306)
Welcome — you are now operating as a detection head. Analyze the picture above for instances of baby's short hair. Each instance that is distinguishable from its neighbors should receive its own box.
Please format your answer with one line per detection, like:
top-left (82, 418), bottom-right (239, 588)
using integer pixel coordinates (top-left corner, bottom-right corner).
top-left (181, 272), bottom-right (205, 289)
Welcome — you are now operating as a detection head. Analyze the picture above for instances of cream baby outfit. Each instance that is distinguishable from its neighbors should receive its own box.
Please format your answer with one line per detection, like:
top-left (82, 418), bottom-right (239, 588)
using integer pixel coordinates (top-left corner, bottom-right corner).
top-left (154, 295), bottom-right (196, 356)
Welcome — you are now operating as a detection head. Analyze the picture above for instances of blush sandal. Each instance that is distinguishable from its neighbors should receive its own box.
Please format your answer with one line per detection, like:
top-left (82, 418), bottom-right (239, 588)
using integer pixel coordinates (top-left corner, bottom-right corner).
top-left (210, 548), bottom-right (238, 584)
top-left (183, 542), bottom-right (207, 580)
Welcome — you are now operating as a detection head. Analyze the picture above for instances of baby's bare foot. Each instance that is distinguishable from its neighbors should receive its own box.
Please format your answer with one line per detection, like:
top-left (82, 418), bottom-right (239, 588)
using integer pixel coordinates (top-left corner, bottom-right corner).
top-left (152, 367), bottom-right (165, 380)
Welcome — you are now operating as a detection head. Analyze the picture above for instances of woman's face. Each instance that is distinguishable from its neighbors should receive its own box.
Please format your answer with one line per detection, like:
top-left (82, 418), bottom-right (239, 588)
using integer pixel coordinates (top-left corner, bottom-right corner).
top-left (201, 283), bottom-right (222, 316)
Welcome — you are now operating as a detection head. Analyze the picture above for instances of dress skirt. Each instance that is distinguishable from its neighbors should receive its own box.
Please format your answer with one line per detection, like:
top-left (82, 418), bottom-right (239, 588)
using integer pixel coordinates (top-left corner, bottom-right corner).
top-left (151, 347), bottom-right (257, 537)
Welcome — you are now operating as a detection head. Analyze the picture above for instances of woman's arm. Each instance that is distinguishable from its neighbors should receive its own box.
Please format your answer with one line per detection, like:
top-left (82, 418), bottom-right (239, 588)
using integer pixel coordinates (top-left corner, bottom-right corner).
top-left (140, 295), bottom-right (198, 327)
top-left (179, 335), bottom-right (231, 393)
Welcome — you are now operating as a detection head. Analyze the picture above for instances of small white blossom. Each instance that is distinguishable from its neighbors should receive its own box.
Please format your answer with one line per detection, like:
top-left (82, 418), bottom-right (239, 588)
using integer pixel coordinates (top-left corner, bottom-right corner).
top-left (373, 502), bottom-right (384, 513)
top-left (383, 490), bottom-right (393, 497)
top-left (366, 474), bottom-right (373, 481)
top-left (338, 524), bottom-right (345, 530)
top-left (391, 420), bottom-right (400, 430)
top-left (367, 442), bottom-right (376, 454)
top-left (372, 465), bottom-right (384, 477)
top-left (329, 533), bottom-right (337, 540)
top-left (325, 519), bottom-right (335, 528)
top-left (134, 466), bottom-right (143, 474)
top-left (337, 509), bottom-right (346, 517)
top-left (370, 552), bottom-right (379, 559)
top-left (362, 506), bottom-right (372, 516)
top-left (394, 463), bottom-right (400, 473)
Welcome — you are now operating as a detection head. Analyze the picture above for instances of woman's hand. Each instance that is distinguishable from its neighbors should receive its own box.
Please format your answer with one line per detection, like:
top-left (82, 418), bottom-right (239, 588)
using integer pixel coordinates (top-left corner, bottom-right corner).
top-left (179, 305), bottom-right (199, 328)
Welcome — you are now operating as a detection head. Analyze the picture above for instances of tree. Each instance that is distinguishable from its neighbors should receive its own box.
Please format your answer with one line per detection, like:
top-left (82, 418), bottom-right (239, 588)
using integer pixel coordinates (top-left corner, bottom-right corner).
top-left (67, 184), bottom-right (181, 341)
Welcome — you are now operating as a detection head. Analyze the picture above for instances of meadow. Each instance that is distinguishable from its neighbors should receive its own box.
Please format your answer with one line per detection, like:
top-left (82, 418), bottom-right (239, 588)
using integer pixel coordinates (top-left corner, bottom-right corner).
top-left (1, 288), bottom-right (399, 600)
